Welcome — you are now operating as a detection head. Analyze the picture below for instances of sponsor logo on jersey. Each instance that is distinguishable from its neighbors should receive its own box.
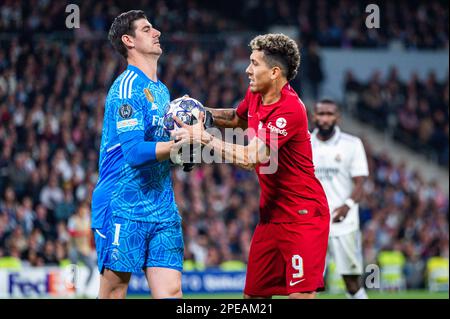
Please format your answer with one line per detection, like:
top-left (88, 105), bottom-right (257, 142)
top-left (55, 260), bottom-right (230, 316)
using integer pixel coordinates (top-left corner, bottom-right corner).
top-left (275, 117), bottom-right (287, 128)
top-left (117, 118), bottom-right (138, 129)
top-left (335, 154), bottom-right (342, 162)
top-left (151, 103), bottom-right (158, 110)
top-left (119, 104), bottom-right (134, 119)
top-left (267, 122), bottom-right (288, 136)
top-left (144, 88), bottom-right (154, 103)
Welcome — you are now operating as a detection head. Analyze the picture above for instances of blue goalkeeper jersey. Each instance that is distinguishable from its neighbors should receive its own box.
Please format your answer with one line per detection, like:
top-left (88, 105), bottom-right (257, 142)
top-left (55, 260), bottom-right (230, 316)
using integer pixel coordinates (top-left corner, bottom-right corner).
top-left (91, 65), bottom-right (179, 229)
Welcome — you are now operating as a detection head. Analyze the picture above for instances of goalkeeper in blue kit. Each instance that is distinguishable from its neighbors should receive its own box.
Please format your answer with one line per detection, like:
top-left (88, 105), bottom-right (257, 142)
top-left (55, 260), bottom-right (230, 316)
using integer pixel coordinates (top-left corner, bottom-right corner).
top-left (91, 10), bottom-right (197, 299)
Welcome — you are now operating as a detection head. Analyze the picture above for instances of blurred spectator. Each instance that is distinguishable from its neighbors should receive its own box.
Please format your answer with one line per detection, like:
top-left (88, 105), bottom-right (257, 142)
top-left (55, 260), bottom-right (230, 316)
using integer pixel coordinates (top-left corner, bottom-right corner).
top-left (0, 0), bottom-right (447, 292)
top-left (345, 71), bottom-right (449, 166)
top-left (305, 41), bottom-right (324, 99)
top-left (67, 202), bottom-right (95, 292)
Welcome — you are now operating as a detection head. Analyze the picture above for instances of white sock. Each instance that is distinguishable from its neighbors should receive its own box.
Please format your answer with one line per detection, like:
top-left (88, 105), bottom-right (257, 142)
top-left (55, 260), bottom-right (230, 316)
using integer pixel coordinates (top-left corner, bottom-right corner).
top-left (348, 288), bottom-right (368, 299)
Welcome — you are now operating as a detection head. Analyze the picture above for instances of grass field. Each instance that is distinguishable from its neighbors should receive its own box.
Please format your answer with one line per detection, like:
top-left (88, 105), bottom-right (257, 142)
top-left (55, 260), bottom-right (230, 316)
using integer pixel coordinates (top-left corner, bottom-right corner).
top-left (129, 290), bottom-right (448, 299)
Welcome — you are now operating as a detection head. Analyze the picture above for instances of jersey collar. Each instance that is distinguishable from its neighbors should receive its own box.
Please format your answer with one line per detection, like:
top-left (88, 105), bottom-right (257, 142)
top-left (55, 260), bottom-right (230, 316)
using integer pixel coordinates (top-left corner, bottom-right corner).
top-left (127, 64), bottom-right (158, 84)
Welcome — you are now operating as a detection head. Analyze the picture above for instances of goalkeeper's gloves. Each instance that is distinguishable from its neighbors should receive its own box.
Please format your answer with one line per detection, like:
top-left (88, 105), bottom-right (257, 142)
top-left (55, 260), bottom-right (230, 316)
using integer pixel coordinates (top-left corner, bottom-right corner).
top-left (204, 110), bottom-right (214, 129)
top-left (182, 114), bottom-right (197, 172)
top-left (182, 144), bottom-right (195, 172)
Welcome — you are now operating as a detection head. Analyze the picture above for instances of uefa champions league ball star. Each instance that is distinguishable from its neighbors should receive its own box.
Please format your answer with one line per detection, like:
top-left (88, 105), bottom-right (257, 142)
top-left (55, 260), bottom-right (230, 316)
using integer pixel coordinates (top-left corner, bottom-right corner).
top-left (163, 95), bottom-right (205, 168)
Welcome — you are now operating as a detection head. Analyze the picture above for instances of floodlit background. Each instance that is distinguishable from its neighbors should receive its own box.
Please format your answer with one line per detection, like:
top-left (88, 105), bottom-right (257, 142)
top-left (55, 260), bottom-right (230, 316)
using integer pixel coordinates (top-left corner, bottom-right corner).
top-left (0, 0), bottom-right (448, 298)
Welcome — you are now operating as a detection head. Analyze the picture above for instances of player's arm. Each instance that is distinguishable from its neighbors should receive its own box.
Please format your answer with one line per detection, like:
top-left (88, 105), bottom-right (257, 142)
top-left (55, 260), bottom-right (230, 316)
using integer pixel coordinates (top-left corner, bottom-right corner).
top-left (332, 176), bottom-right (367, 222)
top-left (119, 131), bottom-right (188, 166)
top-left (349, 176), bottom-right (366, 203)
top-left (115, 99), bottom-right (187, 167)
top-left (172, 114), bottom-right (268, 170)
top-left (332, 139), bottom-right (369, 222)
top-left (206, 135), bottom-right (269, 170)
top-left (204, 107), bottom-right (248, 129)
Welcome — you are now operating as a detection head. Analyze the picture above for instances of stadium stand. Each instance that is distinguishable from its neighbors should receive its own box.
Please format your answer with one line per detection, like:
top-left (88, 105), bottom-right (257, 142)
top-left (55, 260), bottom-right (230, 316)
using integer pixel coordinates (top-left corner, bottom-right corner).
top-left (0, 0), bottom-right (448, 292)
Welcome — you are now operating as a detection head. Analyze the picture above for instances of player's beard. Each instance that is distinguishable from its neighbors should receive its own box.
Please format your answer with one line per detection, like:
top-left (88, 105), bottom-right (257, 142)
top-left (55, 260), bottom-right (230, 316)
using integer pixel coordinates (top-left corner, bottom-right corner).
top-left (316, 123), bottom-right (336, 140)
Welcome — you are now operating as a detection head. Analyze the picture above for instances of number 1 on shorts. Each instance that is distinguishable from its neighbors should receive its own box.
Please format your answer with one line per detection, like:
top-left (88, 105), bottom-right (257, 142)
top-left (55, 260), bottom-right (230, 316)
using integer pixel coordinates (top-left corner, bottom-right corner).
top-left (112, 223), bottom-right (121, 246)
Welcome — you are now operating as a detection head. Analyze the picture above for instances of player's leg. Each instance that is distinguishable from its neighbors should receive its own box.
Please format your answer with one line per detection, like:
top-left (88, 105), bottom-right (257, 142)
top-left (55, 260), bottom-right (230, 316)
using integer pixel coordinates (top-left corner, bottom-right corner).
top-left (279, 215), bottom-right (329, 299)
top-left (244, 223), bottom-right (285, 298)
top-left (331, 230), bottom-right (368, 299)
top-left (288, 291), bottom-right (316, 299)
top-left (342, 275), bottom-right (363, 295)
top-left (145, 267), bottom-right (182, 299)
top-left (144, 219), bottom-right (184, 299)
top-left (96, 216), bottom-right (149, 298)
top-left (98, 270), bottom-right (131, 299)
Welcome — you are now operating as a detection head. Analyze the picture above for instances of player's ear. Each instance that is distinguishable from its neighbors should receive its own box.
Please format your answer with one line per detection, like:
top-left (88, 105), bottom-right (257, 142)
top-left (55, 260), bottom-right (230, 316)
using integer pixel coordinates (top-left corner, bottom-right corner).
top-left (270, 67), bottom-right (281, 80)
top-left (121, 34), bottom-right (135, 49)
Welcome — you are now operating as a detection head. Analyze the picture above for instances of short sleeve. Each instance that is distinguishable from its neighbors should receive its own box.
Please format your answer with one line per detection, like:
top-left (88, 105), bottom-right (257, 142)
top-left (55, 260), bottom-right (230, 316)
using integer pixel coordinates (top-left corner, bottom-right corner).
top-left (350, 139), bottom-right (369, 177)
top-left (236, 88), bottom-right (251, 121)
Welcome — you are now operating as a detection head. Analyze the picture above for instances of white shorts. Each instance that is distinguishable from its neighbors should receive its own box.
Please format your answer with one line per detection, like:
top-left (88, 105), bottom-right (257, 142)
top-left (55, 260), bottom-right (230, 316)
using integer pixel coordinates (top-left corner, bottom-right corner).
top-left (328, 230), bottom-right (363, 275)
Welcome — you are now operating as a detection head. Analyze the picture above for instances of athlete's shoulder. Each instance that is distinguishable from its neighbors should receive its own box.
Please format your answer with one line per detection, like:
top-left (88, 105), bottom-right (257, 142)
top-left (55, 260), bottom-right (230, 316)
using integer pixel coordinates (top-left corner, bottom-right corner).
top-left (283, 84), bottom-right (304, 108)
top-left (340, 130), bottom-right (363, 144)
top-left (108, 68), bottom-right (146, 103)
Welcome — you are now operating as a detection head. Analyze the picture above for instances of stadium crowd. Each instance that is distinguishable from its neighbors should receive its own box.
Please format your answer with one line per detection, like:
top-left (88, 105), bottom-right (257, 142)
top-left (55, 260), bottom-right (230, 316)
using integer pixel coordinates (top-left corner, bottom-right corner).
top-left (1, 0), bottom-right (448, 49)
top-left (0, 0), bottom-right (448, 289)
top-left (344, 69), bottom-right (449, 166)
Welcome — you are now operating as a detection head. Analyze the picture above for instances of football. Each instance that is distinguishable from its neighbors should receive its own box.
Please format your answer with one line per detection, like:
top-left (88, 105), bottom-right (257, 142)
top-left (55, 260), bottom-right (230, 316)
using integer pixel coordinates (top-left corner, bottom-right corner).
top-left (163, 95), bottom-right (205, 132)
top-left (163, 96), bottom-right (205, 166)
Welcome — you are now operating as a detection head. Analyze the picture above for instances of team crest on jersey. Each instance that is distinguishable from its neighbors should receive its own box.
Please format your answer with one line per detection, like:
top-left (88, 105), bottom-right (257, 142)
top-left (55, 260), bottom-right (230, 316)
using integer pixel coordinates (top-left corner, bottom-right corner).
top-left (119, 104), bottom-right (134, 119)
top-left (144, 88), bottom-right (154, 103)
top-left (335, 154), bottom-right (342, 162)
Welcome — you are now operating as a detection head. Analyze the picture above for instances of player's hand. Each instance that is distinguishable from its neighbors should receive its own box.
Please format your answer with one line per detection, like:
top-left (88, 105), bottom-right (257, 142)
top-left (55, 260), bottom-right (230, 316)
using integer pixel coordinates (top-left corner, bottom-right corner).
top-left (170, 127), bottom-right (190, 145)
top-left (332, 205), bottom-right (350, 223)
top-left (173, 112), bottom-right (211, 145)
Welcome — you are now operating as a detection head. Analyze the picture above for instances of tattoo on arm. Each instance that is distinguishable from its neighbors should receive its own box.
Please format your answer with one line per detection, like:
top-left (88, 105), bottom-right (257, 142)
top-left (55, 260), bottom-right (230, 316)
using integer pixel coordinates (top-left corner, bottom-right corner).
top-left (205, 108), bottom-right (245, 128)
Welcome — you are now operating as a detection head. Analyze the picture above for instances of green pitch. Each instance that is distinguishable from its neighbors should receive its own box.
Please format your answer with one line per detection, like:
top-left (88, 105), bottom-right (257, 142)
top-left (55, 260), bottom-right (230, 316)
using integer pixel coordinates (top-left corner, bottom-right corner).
top-left (128, 290), bottom-right (448, 299)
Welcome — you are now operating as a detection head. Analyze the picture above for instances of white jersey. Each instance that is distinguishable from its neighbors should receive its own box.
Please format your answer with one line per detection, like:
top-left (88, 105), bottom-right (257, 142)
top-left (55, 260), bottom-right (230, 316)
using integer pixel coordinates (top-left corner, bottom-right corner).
top-left (311, 126), bottom-right (369, 237)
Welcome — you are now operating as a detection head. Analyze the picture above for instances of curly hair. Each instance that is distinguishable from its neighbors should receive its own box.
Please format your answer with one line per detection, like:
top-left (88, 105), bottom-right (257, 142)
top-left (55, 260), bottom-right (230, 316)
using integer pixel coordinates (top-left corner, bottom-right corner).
top-left (249, 33), bottom-right (300, 81)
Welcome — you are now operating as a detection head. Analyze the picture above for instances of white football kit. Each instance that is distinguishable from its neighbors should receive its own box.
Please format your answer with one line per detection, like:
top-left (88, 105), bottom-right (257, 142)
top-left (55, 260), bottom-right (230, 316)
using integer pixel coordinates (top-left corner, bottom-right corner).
top-left (311, 126), bottom-right (369, 275)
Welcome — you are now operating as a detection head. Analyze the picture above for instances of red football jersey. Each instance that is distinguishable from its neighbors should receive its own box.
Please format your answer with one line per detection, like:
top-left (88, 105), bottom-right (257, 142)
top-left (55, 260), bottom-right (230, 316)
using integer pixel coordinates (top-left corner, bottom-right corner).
top-left (236, 84), bottom-right (329, 223)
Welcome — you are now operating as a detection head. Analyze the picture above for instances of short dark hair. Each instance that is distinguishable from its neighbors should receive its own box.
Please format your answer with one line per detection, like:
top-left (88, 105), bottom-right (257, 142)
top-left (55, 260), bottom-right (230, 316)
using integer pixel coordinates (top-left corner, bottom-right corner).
top-left (317, 98), bottom-right (338, 106)
top-left (249, 33), bottom-right (300, 81)
top-left (315, 98), bottom-right (339, 111)
top-left (108, 10), bottom-right (148, 58)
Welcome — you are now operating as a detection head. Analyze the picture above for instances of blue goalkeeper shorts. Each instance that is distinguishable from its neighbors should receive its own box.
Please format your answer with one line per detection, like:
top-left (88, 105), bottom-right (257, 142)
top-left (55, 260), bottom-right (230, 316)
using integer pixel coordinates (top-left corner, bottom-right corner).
top-left (93, 214), bottom-right (184, 274)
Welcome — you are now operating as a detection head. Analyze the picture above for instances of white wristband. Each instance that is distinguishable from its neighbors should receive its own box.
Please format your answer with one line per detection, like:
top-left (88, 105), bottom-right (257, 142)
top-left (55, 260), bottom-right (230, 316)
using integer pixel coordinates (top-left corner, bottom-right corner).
top-left (344, 198), bottom-right (356, 209)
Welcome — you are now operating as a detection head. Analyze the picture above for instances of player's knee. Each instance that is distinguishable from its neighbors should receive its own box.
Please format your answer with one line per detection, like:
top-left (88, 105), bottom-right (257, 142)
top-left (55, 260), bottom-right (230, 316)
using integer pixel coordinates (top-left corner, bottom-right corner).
top-left (153, 285), bottom-right (182, 299)
top-left (151, 280), bottom-right (182, 299)
top-left (99, 282), bottom-right (129, 299)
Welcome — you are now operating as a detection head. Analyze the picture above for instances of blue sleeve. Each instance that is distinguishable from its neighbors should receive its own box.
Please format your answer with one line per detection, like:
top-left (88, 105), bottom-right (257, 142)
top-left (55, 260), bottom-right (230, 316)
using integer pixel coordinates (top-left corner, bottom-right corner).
top-left (118, 131), bottom-right (157, 168)
top-left (114, 97), bottom-right (158, 168)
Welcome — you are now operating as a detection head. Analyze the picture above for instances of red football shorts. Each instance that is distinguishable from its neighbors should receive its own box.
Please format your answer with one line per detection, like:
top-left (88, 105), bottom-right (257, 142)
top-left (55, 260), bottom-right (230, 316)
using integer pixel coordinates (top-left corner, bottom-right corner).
top-left (244, 215), bottom-right (330, 296)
